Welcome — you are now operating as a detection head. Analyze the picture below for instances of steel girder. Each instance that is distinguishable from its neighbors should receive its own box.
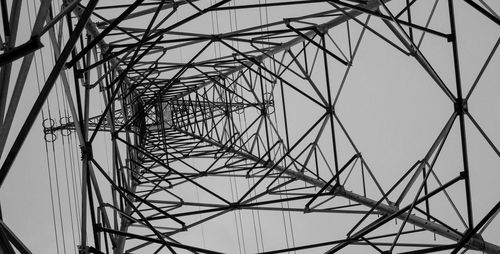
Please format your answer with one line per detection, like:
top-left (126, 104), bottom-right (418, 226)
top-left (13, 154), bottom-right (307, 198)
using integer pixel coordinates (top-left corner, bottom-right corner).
top-left (1, 0), bottom-right (500, 254)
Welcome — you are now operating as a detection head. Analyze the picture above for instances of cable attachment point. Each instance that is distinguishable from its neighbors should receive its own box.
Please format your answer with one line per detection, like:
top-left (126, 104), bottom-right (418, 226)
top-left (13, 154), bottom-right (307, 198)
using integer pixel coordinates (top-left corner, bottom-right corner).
top-left (80, 142), bottom-right (93, 161)
top-left (42, 118), bottom-right (57, 142)
top-left (454, 99), bottom-right (468, 115)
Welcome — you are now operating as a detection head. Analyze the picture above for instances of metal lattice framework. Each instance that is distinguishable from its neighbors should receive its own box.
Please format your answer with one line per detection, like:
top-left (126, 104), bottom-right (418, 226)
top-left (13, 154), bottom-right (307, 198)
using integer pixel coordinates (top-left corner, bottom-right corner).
top-left (1, 0), bottom-right (500, 253)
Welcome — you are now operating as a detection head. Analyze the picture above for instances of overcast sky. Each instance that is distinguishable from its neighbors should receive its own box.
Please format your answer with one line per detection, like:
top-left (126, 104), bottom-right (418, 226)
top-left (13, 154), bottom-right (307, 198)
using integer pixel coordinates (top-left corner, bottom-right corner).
top-left (1, 1), bottom-right (500, 253)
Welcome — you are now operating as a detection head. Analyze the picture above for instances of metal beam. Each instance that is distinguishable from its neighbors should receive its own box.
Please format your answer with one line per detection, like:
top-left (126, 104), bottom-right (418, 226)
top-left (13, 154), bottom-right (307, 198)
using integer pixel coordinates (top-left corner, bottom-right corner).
top-left (0, 0), bottom-right (100, 188)
top-left (174, 127), bottom-right (500, 254)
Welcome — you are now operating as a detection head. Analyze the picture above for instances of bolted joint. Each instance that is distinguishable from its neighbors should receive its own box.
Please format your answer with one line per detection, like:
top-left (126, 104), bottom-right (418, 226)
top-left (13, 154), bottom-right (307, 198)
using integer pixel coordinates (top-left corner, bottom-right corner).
top-left (229, 202), bottom-right (240, 210)
top-left (265, 160), bottom-right (274, 168)
top-left (334, 185), bottom-right (346, 195)
top-left (329, 183), bottom-right (342, 194)
top-left (211, 34), bottom-right (221, 42)
top-left (260, 107), bottom-right (267, 116)
top-left (171, 1), bottom-right (179, 10)
top-left (315, 25), bottom-right (327, 35)
top-left (304, 206), bottom-right (311, 213)
top-left (408, 45), bottom-right (418, 57)
top-left (75, 68), bottom-right (85, 79)
top-left (470, 234), bottom-right (486, 251)
top-left (0, 36), bottom-right (44, 67)
top-left (460, 170), bottom-right (468, 179)
top-left (447, 33), bottom-right (455, 43)
top-left (80, 142), bottom-right (93, 161)
top-left (326, 105), bottom-right (335, 114)
top-left (454, 99), bottom-right (468, 115)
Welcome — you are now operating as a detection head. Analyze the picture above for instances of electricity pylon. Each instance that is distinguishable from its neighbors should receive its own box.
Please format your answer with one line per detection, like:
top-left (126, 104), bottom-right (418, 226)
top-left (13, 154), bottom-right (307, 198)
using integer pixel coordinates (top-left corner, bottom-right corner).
top-left (1, 0), bottom-right (500, 253)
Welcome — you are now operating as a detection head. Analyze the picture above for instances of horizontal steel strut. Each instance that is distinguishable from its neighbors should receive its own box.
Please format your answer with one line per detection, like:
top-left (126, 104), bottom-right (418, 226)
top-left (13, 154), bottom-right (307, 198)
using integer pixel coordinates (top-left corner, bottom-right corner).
top-left (175, 128), bottom-right (500, 254)
top-left (68, 0), bottom-right (500, 253)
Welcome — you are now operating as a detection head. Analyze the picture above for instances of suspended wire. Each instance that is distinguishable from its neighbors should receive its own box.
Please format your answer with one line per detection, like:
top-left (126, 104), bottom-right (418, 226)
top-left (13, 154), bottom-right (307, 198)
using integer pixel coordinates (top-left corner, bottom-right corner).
top-left (209, 0), bottom-right (218, 58)
top-left (27, 1), bottom-right (61, 253)
top-left (53, 0), bottom-right (83, 236)
top-left (222, 2), bottom-right (250, 252)
top-left (42, 36), bottom-right (68, 254)
top-left (225, 0), bottom-right (269, 250)
top-left (48, 15), bottom-right (79, 253)
top-left (40, 8), bottom-right (78, 251)
top-left (225, 1), bottom-right (266, 252)
top-left (270, 60), bottom-right (297, 253)
top-left (62, 79), bottom-right (82, 241)
top-left (98, 88), bottom-right (112, 173)
top-left (228, 166), bottom-right (244, 254)
top-left (193, 159), bottom-right (207, 249)
top-left (68, 122), bottom-right (82, 230)
top-left (234, 174), bottom-right (248, 254)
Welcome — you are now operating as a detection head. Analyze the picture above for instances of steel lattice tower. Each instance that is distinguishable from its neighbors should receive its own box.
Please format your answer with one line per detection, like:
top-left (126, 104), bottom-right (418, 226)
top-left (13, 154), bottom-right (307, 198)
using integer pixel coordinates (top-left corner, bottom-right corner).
top-left (0, 0), bottom-right (500, 253)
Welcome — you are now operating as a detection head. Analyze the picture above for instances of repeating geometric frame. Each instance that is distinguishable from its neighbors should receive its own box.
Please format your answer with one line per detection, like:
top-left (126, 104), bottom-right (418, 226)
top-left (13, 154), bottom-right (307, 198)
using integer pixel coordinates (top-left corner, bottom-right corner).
top-left (0, 0), bottom-right (499, 253)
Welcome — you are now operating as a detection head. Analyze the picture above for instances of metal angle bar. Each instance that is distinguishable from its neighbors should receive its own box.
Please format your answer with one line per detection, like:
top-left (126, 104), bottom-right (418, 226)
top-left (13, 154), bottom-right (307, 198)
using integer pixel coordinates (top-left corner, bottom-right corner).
top-left (84, 10), bottom-right (142, 43)
top-left (378, 8), bottom-right (456, 102)
top-left (333, 15), bottom-right (370, 108)
top-left (328, 1), bottom-right (410, 56)
top-left (451, 200), bottom-right (500, 253)
top-left (447, 0), bottom-right (474, 229)
top-left (90, 159), bottom-right (178, 253)
top-left (399, 244), bottom-right (456, 254)
top-left (413, 206), bottom-right (462, 237)
top-left (0, 0), bottom-right (100, 188)
top-left (170, 0), bottom-right (393, 101)
top-left (66, 0), bottom-right (145, 67)
top-left (463, 0), bottom-right (500, 26)
top-left (346, 160), bottom-right (420, 237)
top-left (327, 175), bottom-right (464, 253)
top-left (0, 221), bottom-right (17, 254)
top-left (70, 2), bottom-right (134, 94)
top-left (114, 41), bottom-right (214, 135)
top-left (0, 0), bottom-right (22, 128)
top-left (0, 0), bottom-right (51, 157)
top-left (415, 0), bottom-right (439, 49)
top-left (466, 35), bottom-right (500, 100)
top-left (394, 0), bottom-right (417, 19)
top-left (176, 120), bottom-right (500, 254)
top-left (388, 158), bottom-right (440, 252)
top-left (88, 0), bottom-right (228, 68)
top-left (329, 0), bottom-right (450, 39)
top-left (0, 0), bottom-right (9, 38)
top-left (305, 154), bottom-right (358, 210)
top-left (93, 161), bottom-right (185, 228)
top-left (46, 13), bottom-right (86, 144)
top-left (40, 0), bottom-right (81, 36)
top-left (96, 0), bottom-right (195, 25)
top-left (0, 37), bottom-right (43, 67)
top-left (98, 226), bottom-right (222, 254)
top-left (466, 112), bottom-right (500, 159)
top-left (286, 23), bottom-right (349, 65)
top-left (360, 237), bottom-right (384, 253)
top-left (287, 48), bottom-right (329, 105)
top-left (261, 229), bottom-right (426, 254)
top-left (332, 112), bottom-right (388, 200)
top-left (224, 41), bottom-right (326, 108)
top-left (88, 35), bottom-right (165, 143)
top-left (0, 220), bottom-right (31, 254)
top-left (320, 32), bottom-right (342, 180)
top-left (115, 135), bottom-right (232, 205)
